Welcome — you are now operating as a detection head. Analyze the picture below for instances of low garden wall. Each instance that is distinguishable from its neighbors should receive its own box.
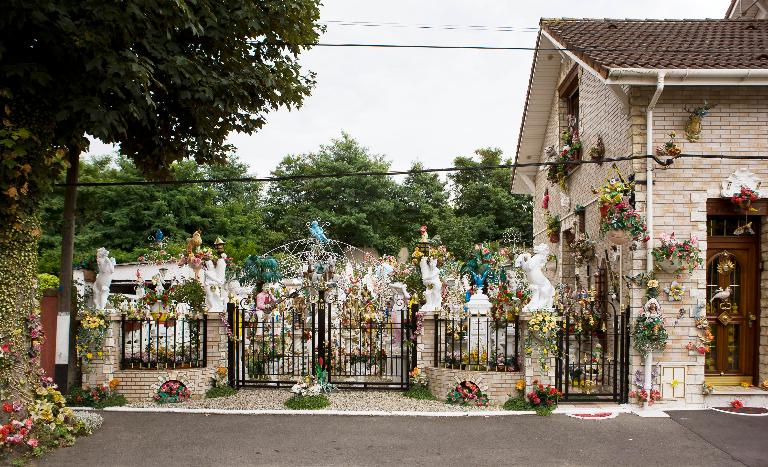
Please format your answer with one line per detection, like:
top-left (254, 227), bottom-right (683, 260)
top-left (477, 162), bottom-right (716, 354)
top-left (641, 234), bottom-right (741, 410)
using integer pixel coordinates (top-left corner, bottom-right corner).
top-left (426, 366), bottom-right (523, 404)
top-left (82, 311), bottom-right (229, 402)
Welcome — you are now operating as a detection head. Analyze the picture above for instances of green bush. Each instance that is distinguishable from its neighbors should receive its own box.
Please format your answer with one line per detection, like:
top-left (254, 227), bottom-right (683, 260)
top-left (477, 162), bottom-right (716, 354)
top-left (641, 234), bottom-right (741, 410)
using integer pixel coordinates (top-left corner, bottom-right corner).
top-left (36, 273), bottom-right (59, 299)
top-left (66, 384), bottom-right (127, 409)
top-left (284, 394), bottom-right (330, 410)
top-left (503, 396), bottom-right (533, 411)
top-left (403, 385), bottom-right (437, 401)
top-left (206, 386), bottom-right (237, 399)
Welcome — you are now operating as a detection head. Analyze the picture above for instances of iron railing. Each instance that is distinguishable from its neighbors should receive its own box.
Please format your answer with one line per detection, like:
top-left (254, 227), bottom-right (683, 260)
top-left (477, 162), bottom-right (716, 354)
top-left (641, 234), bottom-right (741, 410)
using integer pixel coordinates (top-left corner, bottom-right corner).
top-left (434, 315), bottom-right (521, 372)
top-left (120, 316), bottom-right (207, 369)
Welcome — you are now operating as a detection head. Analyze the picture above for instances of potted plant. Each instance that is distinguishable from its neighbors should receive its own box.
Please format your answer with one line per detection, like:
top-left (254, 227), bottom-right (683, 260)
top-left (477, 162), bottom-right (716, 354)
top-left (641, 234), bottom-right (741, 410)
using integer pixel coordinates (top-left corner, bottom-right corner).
top-left (655, 132), bottom-right (682, 158)
top-left (545, 212), bottom-right (561, 244)
top-left (651, 232), bottom-right (703, 275)
top-left (595, 176), bottom-right (649, 247)
top-left (75, 255), bottom-right (98, 282)
top-left (569, 233), bottom-right (597, 267)
top-left (546, 115), bottom-right (582, 189)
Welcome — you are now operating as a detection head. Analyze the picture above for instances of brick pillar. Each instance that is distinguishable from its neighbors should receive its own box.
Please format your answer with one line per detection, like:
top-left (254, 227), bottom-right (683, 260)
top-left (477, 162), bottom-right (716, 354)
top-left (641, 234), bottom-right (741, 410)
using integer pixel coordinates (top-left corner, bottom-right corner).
top-left (418, 313), bottom-right (438, 369)
top-left (81, 313), bottom-right (121, 388)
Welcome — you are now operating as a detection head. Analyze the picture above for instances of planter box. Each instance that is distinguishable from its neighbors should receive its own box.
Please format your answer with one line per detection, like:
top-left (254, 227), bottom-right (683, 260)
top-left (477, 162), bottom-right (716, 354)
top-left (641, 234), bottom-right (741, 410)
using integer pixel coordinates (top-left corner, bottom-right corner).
top-left (605, 230), bottom-right (631, 246)
top-left (656, 257), bottom-right (683, 274)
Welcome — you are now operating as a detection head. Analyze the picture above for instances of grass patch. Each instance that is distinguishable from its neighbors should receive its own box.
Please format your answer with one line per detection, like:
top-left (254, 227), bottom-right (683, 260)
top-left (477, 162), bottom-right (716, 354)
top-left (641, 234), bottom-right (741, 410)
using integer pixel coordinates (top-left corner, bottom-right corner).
top-left (403, 385), bottom-right (437, 401)
top-left (206, 386), bottom-right (237, 399)
top-left (502, 396), bottom-right (557, 416)
top-left (284, 394), bottom-right (330, 410)
top-left (503, 396), bottom-right (533, 411)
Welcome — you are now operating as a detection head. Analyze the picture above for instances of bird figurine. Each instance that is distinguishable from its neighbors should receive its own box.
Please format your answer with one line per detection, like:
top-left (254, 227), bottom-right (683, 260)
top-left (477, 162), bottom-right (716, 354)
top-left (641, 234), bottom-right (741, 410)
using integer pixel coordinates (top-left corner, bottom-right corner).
top-left (470, 269), bottom-right (490, 288)
top-left (309, 221), bottom-right (329, 244)
top-left (733, 222), bottom-right (754, 236)
top-left (154, 229), bottom-right (164, 243)
top-left (710, 286), bottom-right (731, 304)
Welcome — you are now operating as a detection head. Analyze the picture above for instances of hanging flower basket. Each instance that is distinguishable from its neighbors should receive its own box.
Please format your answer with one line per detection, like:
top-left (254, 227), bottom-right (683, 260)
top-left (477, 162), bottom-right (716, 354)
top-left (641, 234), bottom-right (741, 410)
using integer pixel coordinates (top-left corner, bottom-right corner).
top-left (656, 257), bottom-right (682, 274)
top-left (606, 229), bottom-right (632, 246)
top-left (548, 232), bottom-right (560, 244)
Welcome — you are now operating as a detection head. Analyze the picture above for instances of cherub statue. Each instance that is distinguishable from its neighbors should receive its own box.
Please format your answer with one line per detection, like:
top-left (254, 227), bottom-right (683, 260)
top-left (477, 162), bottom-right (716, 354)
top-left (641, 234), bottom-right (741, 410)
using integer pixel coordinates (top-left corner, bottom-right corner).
top-left (514, 243), bottom-right (555, 313)
top-left (92, 247), bottom-right (116, 310)
top-left (419, 225), bottom-right (429, 243)
top-left (420, 256), bottom-right (442, 312)
top-left (204, 253), bottom-right (227, 312)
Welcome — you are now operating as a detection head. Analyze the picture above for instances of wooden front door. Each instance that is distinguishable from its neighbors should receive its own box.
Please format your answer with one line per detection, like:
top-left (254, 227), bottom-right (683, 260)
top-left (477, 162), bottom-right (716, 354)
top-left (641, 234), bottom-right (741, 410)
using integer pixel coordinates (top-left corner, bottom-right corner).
top-left (705, 216), bottom-right (760, 383)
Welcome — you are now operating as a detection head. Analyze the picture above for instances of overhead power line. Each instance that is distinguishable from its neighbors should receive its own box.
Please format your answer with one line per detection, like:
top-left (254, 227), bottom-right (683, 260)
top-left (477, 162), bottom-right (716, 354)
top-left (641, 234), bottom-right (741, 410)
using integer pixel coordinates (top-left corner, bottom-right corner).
top-left (321, 20), bottom-right (539, 32)
top-left (56, 153), bottom-right (768, 188)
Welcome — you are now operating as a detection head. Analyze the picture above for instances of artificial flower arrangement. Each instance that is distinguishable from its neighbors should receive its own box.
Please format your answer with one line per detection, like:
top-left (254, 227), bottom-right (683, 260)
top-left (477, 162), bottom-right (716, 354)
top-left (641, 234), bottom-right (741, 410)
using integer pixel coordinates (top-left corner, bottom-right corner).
top-left (593, 174), bottom-right (650, 248)
top-left (524, 308), bottom-right (559, 372)
top-left (547, 115), bottom-right (582, 189)
top-left (595, 175), bottom-right (649, 248)
top-left (664, 281), bottom-right (685, 301)
top-left (701, 382), bottom-right (714, 395)
top-left (652, 232), bottom-right (703, 275)
top-left (66, 378), bottom-right (125, 409)
top-left (632, 297), bottom-right (668, 357)
top-left (628, 388), bottom-right (662, 406)
top-left (446, 380), bottom-right (490, 407)
top-left (655, 132), bottom-right (682, 158)
top-left (730, 186), bottom-right (760, 212)
top-left (460, 243), bottom-right (502, 290)
top-left (409, 367), bottom-right (429, 389)
top-left (290, 359), bottom-right (337, 397)
top-left (545, 212), bottom-right (561, 244)
top-left (527, 380), bottom-right (563, 416)
top-left (730, 399), bottom-right (744, 409)
top-left (488, 282), bottom-right (527, 328)
top-left (569, 233), bottom-right (597, 268)
top-left (154, 380), bottom-right (191, 404)
top-left (76, 307), bottom-right (109, 365)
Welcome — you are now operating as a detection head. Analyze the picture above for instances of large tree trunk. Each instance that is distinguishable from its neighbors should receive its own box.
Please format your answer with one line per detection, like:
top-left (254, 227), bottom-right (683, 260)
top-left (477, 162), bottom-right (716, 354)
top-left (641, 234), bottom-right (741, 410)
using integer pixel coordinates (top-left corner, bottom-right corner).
top-left (60, 149), bottom-right (80, 391)
top-left (0, 215), bottom-right (42, 404)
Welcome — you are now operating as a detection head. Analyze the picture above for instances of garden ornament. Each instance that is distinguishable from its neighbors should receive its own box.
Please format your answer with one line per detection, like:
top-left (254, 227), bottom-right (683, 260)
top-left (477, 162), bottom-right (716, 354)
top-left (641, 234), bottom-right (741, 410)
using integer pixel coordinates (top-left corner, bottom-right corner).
top-left (514, 243), bottom-right (555, 313)
top-left (309, 220), bottom-right (329, 244)
top-left (710, 286), bottom-right (731, 304)
top-left (204, 253), bottom-right (227, 313)
top-left (93, 247), bottom-right (116, 310)
top-left (420, 256), bottom-right (442, 312)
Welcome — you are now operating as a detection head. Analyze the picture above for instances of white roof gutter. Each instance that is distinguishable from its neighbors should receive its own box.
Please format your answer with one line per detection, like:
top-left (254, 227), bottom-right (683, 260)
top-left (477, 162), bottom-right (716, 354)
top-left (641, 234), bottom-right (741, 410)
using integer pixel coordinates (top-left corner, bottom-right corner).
top-left (607, 68), bottom-right (768, 86)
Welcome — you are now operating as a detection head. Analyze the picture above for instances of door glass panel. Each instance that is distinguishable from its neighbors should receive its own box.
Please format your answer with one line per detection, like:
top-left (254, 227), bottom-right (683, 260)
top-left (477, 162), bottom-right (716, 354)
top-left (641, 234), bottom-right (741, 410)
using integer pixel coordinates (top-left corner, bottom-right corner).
top-left (726, 324), bottom-right (740, 371)
top-left (705, 325), bottom-right (718, 372)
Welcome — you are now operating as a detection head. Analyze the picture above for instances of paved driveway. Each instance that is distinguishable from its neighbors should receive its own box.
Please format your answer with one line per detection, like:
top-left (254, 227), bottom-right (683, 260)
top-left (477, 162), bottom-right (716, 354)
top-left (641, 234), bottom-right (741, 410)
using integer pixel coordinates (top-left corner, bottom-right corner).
top-left (668, 410), bottom-right (768, 467)
top-left (38, 410), bottom-right (758, 466)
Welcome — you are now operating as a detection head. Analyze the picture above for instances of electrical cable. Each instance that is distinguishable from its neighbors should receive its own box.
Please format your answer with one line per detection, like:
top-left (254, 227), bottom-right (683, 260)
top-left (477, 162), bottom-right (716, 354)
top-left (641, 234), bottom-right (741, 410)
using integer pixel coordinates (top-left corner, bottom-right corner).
top-left (56, 153), bottom-right (768, 187)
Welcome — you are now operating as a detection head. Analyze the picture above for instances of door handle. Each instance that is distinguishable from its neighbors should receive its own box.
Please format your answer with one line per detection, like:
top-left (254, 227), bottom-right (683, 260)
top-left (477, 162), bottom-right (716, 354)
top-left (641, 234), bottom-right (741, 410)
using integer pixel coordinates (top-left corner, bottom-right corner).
top-left (749, 313), bottom-right (757, 328)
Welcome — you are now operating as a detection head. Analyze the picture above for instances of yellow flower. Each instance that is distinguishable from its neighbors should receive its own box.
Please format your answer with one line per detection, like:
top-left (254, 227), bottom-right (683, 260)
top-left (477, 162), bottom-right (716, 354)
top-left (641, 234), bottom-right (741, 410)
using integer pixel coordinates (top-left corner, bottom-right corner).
top-left (86, 352), bottom-right (93, 359)
top-left (515, 380), bottom-right (525, 391)
top-left (97, 351), bottom-right (103, 357)
top-left (648, 280), bottom-right (659, 289)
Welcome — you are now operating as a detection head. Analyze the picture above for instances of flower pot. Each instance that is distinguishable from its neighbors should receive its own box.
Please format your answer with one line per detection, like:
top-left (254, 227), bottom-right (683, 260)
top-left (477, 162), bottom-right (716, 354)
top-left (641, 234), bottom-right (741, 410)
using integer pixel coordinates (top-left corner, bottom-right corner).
top-left (606, 229), bottom-right (631, 246)
top-left (82, 269), bottom-right (96, 282)
top-left (656, 257), bottom-right (682, 274)
top-left (549, 232), bottom-right (560, 244)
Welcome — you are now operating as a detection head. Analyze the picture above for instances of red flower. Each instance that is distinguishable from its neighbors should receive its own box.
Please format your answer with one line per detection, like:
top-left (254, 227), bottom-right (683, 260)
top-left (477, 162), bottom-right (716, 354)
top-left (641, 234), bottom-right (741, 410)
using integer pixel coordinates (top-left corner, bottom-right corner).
top-left (731, 399), bottom-right (744, 409)
top-left (549, 387), bottom-right (557, 395)
top-left (2, 402), bottom-right (12, 413)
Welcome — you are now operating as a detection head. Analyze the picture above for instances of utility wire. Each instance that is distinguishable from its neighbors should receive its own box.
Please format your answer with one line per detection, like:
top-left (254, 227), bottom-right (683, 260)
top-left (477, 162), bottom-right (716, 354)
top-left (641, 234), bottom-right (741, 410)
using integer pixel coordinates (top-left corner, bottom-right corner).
top-left (261, 41), bottom-right (760, 54)
top-left (56, 153), bottom-right (768, 187)
top-left (321, 20), bottom-right (539, 32)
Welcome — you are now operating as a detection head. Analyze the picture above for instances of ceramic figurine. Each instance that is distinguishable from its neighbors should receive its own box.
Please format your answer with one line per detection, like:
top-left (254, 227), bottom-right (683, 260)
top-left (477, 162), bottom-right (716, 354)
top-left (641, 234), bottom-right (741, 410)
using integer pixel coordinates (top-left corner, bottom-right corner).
top-left (514, 243), bottom-right (555, 313)
top-left (420, 256), bottom-right (442, 312)
top-left (92, 247), bottom-right (116, 310)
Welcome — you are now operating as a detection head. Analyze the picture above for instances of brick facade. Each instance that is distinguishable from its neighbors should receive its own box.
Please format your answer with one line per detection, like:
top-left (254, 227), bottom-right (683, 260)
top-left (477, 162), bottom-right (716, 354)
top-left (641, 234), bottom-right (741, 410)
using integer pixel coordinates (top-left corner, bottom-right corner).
top-left (529, 57), bottom-right (768, 406)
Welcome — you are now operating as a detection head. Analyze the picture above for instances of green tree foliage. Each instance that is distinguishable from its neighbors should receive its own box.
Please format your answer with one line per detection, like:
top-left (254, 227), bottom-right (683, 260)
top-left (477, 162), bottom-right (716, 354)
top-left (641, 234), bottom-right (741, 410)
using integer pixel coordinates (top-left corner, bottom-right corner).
top-left (0, 0), bottom-right (322, 401)
top-left (38, 155), bottom-right (279, 274)
top-left (264, 134), bottom-right (404, 254)
top-left (447, 148), bottom-right (533, 256)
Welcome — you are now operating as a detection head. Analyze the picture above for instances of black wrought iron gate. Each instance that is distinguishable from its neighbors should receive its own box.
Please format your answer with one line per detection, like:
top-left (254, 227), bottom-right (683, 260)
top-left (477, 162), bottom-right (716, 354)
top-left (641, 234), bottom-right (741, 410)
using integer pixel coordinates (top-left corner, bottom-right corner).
top-left (554, 270), bottom-right (630, 403)
top-left (227, 297), bottom-right (414, 390)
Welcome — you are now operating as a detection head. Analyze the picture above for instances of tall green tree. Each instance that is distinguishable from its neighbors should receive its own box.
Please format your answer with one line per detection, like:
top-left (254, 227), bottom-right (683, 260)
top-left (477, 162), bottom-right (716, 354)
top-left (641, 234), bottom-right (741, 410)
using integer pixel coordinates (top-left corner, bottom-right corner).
top-left (265, 133), bottom-right (402, 253)
top-left (1, 0), bottom-right (322, 397)
top-left (38, 155), bottom-right (277, 274)
top-left (447, 148), bottom-right (533, 258)
top-left (394, 162), bottom-right (451, 247)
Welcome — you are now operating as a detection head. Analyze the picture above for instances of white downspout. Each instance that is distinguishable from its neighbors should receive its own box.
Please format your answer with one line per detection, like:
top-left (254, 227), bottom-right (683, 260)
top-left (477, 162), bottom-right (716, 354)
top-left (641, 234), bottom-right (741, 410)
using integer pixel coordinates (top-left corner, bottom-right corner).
top-left (643, 72), bottom-right (665, 401)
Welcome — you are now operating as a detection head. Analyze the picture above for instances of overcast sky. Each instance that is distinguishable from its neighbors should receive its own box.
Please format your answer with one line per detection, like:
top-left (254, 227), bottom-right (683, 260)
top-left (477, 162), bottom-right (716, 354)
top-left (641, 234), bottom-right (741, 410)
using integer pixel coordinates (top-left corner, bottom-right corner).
top-left (86, 0), bottom-right (727, 175)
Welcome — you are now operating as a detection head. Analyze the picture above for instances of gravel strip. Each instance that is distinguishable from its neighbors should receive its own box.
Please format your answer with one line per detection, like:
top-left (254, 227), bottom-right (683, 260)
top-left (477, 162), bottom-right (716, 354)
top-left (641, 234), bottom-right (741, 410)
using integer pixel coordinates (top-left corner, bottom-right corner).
top-left (127, 388), bottom-right (500, 412)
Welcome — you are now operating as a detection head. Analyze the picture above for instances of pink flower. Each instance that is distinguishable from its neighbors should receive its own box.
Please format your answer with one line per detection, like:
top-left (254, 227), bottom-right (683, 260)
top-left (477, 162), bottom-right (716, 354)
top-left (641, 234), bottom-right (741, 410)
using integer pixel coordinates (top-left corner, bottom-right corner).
top-left (27, 438), bottom-right (38, 448)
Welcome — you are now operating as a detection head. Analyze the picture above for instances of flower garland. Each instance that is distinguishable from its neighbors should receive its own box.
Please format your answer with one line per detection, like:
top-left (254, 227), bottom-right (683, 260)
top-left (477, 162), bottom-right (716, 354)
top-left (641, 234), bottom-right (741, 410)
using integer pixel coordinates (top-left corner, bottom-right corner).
top-left (652, 232), bottom-right (703, 275)
top-left (524, 309), bottom-right (559, 372)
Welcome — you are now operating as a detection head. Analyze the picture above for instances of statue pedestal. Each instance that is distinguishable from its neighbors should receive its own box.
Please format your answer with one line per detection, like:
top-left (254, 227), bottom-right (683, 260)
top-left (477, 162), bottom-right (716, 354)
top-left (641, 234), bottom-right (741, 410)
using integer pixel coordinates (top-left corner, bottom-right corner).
top-left (466, 297), bottom-right (491, 358)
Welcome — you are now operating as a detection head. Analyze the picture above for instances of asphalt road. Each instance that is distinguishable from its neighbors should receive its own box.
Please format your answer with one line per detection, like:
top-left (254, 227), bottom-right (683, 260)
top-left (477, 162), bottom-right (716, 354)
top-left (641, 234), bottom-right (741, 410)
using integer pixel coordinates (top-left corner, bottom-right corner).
top-left (40, 411), bottom-right (763, 467)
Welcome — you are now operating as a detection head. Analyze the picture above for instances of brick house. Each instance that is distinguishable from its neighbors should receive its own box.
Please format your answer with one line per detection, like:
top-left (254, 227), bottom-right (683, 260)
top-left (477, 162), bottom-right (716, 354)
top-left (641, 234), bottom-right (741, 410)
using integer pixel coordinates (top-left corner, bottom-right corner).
top-left (511, 16), bottom-right (768, 407)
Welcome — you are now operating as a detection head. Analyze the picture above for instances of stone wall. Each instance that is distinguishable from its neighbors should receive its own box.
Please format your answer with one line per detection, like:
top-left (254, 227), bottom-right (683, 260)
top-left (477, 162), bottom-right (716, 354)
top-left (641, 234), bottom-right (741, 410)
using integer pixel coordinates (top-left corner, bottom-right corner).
top-left (426, 366), bottom-right (523, 405)
top-left (82, 311), bottom-right (229, 401)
